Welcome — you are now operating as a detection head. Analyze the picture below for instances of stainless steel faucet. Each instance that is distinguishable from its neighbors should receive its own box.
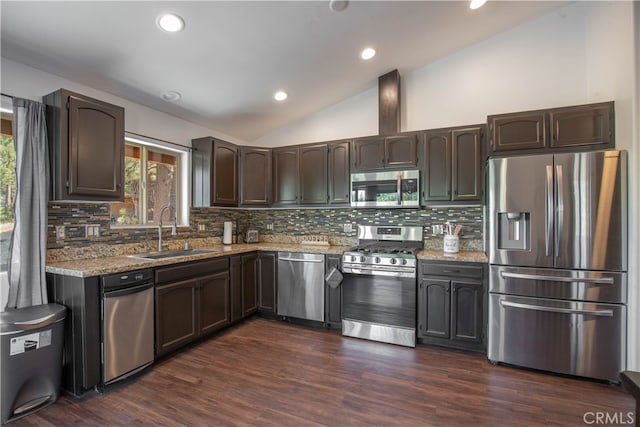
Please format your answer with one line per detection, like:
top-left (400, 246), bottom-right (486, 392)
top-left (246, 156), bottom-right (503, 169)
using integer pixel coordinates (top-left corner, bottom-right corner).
top-left (158, 205), bottom-right (177, 252)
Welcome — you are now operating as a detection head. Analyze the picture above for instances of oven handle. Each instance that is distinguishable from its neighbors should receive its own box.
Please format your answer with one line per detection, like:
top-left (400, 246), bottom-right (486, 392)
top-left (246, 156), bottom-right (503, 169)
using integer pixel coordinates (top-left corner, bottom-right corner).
top-left (499, 300), bottom-right (613, 317)
top-left (500, 271), bottom-right (614, 285)
top-left (343, 267), bottom-right (415, 278)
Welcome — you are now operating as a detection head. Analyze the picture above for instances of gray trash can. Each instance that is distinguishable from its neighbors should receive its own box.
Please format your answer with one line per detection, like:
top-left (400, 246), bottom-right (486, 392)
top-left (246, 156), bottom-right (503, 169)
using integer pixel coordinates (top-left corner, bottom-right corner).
top-left (1, 303), bottom-right (66, 424)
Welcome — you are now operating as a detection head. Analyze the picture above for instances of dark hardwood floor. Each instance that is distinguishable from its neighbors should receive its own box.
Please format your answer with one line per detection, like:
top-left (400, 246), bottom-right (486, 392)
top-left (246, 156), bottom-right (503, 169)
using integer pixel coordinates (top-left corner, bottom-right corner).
top-left (12, 317), bottom-right (634, 426)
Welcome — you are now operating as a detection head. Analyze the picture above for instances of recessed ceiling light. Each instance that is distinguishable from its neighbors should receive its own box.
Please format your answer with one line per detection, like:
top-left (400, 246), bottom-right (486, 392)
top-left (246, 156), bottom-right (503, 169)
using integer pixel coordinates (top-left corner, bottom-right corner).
top-left (469, 0), bottom-right (487, 10)
top-left (329, 0), bottom-right (349, 12)
top-left (274, 91), bottom-right (288, 102)
top-left (161, 91), bottom-right (181, 102)
top-left (157, 13), bottom-right (185, 32)
top-left (361, 47), bottom-right (376, 60)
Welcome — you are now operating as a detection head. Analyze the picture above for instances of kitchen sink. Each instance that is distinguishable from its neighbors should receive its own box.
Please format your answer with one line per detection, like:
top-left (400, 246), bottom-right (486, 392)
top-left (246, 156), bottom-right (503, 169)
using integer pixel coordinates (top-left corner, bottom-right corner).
top-left (128, 248), bottom-right (222, 260)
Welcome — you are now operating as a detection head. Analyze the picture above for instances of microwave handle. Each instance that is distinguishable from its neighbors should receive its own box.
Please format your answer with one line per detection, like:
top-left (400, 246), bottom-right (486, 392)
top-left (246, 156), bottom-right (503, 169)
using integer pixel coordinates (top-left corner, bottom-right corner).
top-left (397, 175), bottom-right (402, 205)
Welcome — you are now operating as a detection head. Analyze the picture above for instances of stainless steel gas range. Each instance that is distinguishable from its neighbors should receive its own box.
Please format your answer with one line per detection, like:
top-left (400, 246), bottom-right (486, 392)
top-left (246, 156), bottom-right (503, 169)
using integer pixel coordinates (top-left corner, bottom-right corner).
top-left (341, 225), bottom-right (423, 347)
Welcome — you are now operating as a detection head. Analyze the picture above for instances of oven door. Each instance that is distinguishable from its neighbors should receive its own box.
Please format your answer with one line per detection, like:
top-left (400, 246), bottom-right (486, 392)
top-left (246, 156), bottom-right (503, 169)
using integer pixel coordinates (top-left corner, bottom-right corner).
top-left (341, 271), bottom-right (416, 346)
top-left (350, 170), bottom-right (419, 208)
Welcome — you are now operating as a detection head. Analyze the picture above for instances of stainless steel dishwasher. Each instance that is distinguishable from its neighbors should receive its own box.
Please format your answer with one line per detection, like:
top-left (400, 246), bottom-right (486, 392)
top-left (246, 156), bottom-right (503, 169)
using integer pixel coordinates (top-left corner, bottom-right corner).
top-left (101, 269), bottom-right (154, 387)
top-left (277, 252), bottom-right (325, 322)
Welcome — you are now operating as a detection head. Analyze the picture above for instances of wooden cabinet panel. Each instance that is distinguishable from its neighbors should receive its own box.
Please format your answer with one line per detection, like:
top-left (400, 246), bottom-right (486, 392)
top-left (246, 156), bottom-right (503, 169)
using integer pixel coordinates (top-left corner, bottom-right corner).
top-left (451, 280), bottom-right (483, 344)
top-left (230, 256), bottom-right (243, 322)
top-left (242, 253), bottom-right (258, 316)
top-left (299, 144), bottom-right (328, 204)
top-left (199, 271), bottom-right (230, 335)
top-left (240, 147), bottom-right (271, 206)
top-left (328, 141), bottom-right (350, 205)
top-left (385, 134), bottom-right (418, 168)
top-left (451, 127), bottom-right (482, 201)
top-left (192, 137), bottom-right (238, 207)
top-left (488, 111), bottom-right (547, 154)
top-left (549, 102), bottom-right (613, 149)
top-left (44, 89), bottom-right (124, 201)
top-left (258, 252), bottom-right (277, 315)
top-left (272, 147), bottom-right (299, 205)
top-left (420, 278), bottom-right (450, 339)
top-left (423, 130), bottom-right (451, 202)
top-left (155, 279), bottom-right (198, 356)
top-left (352, 136), bottom-right (385, 171)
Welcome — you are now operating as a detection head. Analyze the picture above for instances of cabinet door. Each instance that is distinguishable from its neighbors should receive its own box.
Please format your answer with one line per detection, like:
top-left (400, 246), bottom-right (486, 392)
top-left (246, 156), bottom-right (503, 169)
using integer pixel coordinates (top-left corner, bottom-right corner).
top-left (212, 140), bottom-right (238, 206)
top-left (352, 136), bottom-right (385, 171)
top-left (423, 130), bottom-right (451, 202)
top-left (328, 141), bottom-right (350, 205)
top-left (419, 278), bottom-right (450, 339)
top-left (325, 255), bottom-right (342, 328)
top-left (299, 144), bottom-right (328, 204)
top-left (549, 102), bottom-right (613, 149)
top-left (240, 147), bottom-right (271, 205)
top-left (198, 271), bottom-right (230, 335)
top-left (451, 127), bottom-right (482, 201)
top-left (272, 147), bottom-right (299, 205)
top-left (230, 256), bottom-right (243, 323)
top-left (451, 280), bottom-right (483, 344)
top-left (488, 110), bottom-right (547, 154)
top-left (155, 279), bottom-right (197, 356)
top-left (242, 253), bottom-right (258, 316)
top-left (385, 134), bottom-right (418, 168)
top-left (258, 252), bottom-right (277, 314)
top-left (68, 95), bottom-right (124, 200)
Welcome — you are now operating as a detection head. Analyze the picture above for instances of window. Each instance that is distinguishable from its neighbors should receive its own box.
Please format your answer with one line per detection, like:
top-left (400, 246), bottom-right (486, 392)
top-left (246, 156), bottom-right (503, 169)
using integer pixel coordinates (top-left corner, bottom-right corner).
top-left (1, 99), bottom-right (14, 307)
top-left (110, 135), bottom-right (188, 227)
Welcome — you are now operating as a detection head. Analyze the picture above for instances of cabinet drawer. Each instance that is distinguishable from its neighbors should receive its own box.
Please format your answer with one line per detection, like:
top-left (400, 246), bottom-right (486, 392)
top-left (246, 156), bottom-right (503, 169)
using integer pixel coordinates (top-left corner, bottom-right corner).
top-left (420, 262), bottom-right (483, 279)
top-left (155, 258), bottom-right (229, 285)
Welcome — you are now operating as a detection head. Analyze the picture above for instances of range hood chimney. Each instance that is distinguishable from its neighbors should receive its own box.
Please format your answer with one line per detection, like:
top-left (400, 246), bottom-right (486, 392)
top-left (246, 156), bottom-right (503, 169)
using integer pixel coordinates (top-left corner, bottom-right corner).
top-left (378, 69), bottom-right (401, 135)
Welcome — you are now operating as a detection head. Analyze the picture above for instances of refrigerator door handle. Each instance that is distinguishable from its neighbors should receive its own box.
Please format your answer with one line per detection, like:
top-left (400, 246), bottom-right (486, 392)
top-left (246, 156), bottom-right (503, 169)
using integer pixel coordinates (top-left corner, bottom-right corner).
top-left (500, 271), bottom-right (614, 285)
top-left (555, 164), bottom-right (564, 257)
top-left (499, 299), bottom-right (614, 317)
top-left (545, 165), bottom-right (554, 257)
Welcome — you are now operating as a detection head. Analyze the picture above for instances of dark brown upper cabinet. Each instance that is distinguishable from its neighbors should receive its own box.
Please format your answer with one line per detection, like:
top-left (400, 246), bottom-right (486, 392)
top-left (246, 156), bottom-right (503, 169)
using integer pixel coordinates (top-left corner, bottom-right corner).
top-left (328, 140), bottom-right (350, 205)
top-left (272, 143), bottom-right (328, 206)
top-left (487, 101), bottom-right (613, 157)
top-left (239, 146), bottom-right (271, 206)
top-left (44, 89), bottom-right (124, 201)
top-left (422, 125), bottom-right (483, 204)
top-left (351, 133), bottom-right (418, 172)
top-left (192, 137), bottom-right (238, 207)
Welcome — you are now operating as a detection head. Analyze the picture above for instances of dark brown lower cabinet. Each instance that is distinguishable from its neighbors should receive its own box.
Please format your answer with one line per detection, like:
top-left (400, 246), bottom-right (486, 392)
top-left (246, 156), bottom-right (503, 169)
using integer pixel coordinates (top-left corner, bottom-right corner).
top-left (325, 254), bottom-right (342, 329)
top-left (258, 251), bottom-right (277, 316)
top-left (417, 261), bottom-right (486, 352)
top-left (155, 258), bottom-right (230, 357)
top-left (230, 252), bottom-right (258, 322)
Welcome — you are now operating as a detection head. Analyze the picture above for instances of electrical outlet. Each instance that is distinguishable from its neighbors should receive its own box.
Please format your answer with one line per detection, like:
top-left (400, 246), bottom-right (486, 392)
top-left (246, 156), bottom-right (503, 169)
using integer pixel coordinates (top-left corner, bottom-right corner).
top-left (267, 223), bottom-right (274, 231)
top-left (55, 226), bottom-right (65, 239)
top-left (198, 224), bottom-right (206, 232)
top-left (431, 225), bottom-right (443, 235)
top-left (343, 223), bottom-right (352, 233)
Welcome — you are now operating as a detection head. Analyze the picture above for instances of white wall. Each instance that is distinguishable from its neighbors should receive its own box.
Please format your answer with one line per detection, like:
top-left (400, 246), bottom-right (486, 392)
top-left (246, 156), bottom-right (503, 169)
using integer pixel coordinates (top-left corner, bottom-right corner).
top-left (255, 1), bottom-right (640, 370)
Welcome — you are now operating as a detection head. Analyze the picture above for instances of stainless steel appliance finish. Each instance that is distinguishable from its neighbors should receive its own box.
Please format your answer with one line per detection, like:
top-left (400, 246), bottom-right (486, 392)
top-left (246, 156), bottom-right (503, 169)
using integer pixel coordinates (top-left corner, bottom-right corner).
top-left (350, 169), bottom-right (420, 208)
top-left (277, 252), bottom-right (325, 322)
top-left (487, 150), bottom-right (628, 382)
top-left (341, 225), bottom-right (423, 347)
top-left (101, 269), bottom-right (154, 386)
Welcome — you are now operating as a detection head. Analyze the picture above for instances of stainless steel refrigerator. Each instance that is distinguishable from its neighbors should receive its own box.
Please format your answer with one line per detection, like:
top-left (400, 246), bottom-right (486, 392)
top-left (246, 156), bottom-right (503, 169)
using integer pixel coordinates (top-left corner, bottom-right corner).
top-left (487, 150), bottom-right (627, 382)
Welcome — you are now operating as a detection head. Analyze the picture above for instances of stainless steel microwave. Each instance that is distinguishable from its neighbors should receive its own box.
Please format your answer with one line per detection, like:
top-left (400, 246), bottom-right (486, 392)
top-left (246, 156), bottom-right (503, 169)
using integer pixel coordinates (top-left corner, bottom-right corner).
top-left (350, 170), bottom-right (420, 208)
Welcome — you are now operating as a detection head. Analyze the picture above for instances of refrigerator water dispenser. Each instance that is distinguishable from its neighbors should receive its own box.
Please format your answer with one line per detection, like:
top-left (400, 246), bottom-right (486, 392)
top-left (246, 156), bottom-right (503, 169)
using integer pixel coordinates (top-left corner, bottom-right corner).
top-left (498, 212), bottom-right (529, 250)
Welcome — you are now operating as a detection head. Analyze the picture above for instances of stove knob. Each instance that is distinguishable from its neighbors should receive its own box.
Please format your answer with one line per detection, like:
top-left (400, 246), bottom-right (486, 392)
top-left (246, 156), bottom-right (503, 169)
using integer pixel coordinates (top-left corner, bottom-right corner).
top-left (351, 255), bottom-right (357, 262)
top-left (402, 259), bottom-right (408, 265)
top-left (360, 256), bottom-right (366, 262)
top-left (375, 257), bottom-right (381, 263)
top-left (390, 258), bottom-right (397, 265)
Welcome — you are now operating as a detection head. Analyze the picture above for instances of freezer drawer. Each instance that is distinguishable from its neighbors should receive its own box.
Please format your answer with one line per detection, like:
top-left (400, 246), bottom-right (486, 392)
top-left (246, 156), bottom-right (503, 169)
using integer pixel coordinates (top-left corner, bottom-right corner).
top-left (488, 293), bottom-right (626, 382)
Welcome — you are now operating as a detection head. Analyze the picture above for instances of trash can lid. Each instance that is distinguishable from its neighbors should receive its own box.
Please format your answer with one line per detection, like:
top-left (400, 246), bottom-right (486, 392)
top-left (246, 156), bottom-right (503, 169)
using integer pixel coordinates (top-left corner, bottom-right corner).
top-left (0, 303), bottom-right (67, 334)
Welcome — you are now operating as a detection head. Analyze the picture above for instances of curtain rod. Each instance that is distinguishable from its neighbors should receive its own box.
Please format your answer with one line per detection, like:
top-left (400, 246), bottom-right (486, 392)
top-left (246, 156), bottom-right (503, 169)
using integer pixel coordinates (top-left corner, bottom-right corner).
top-left (1, 92), bottom-right (15, 99)
top-left (125, 131), bottom-right (194, 151)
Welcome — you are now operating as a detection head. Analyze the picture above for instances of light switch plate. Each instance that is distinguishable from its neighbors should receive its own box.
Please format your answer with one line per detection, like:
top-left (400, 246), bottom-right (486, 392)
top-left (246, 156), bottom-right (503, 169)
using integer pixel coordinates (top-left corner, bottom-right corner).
top-left (343, 223), bottom-right (352, 233)
top-left (55, 226), bottom-right (65, 239)
top-left (432, 225), bottom-right (443, 235)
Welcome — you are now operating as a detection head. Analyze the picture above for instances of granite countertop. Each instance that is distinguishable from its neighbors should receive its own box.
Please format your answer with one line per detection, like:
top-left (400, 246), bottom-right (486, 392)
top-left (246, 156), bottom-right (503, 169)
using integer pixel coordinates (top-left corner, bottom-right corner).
top-left (417, 250), bottom-right (488, 264)
top-left (46, 243), bottom-right (351, 278)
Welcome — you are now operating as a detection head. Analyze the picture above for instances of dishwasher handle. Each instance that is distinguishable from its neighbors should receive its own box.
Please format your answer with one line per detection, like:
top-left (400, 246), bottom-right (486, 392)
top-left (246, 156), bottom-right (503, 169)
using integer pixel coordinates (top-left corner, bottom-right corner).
top-left (279, 257), bottom-right (324, 263)
top-left (103, 282), bottom-right (153, 298)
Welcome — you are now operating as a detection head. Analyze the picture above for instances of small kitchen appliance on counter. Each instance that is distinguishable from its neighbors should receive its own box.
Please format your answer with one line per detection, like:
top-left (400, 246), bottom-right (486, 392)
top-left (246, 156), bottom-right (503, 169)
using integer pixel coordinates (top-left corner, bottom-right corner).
top-left (244, 229), bottom-right (259, 243)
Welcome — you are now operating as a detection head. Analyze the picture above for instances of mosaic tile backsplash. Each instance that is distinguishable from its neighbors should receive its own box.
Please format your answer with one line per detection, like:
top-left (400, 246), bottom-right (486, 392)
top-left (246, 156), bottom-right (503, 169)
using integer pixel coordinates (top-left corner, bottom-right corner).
top-left (47, 202), bottom-right (485, 261)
